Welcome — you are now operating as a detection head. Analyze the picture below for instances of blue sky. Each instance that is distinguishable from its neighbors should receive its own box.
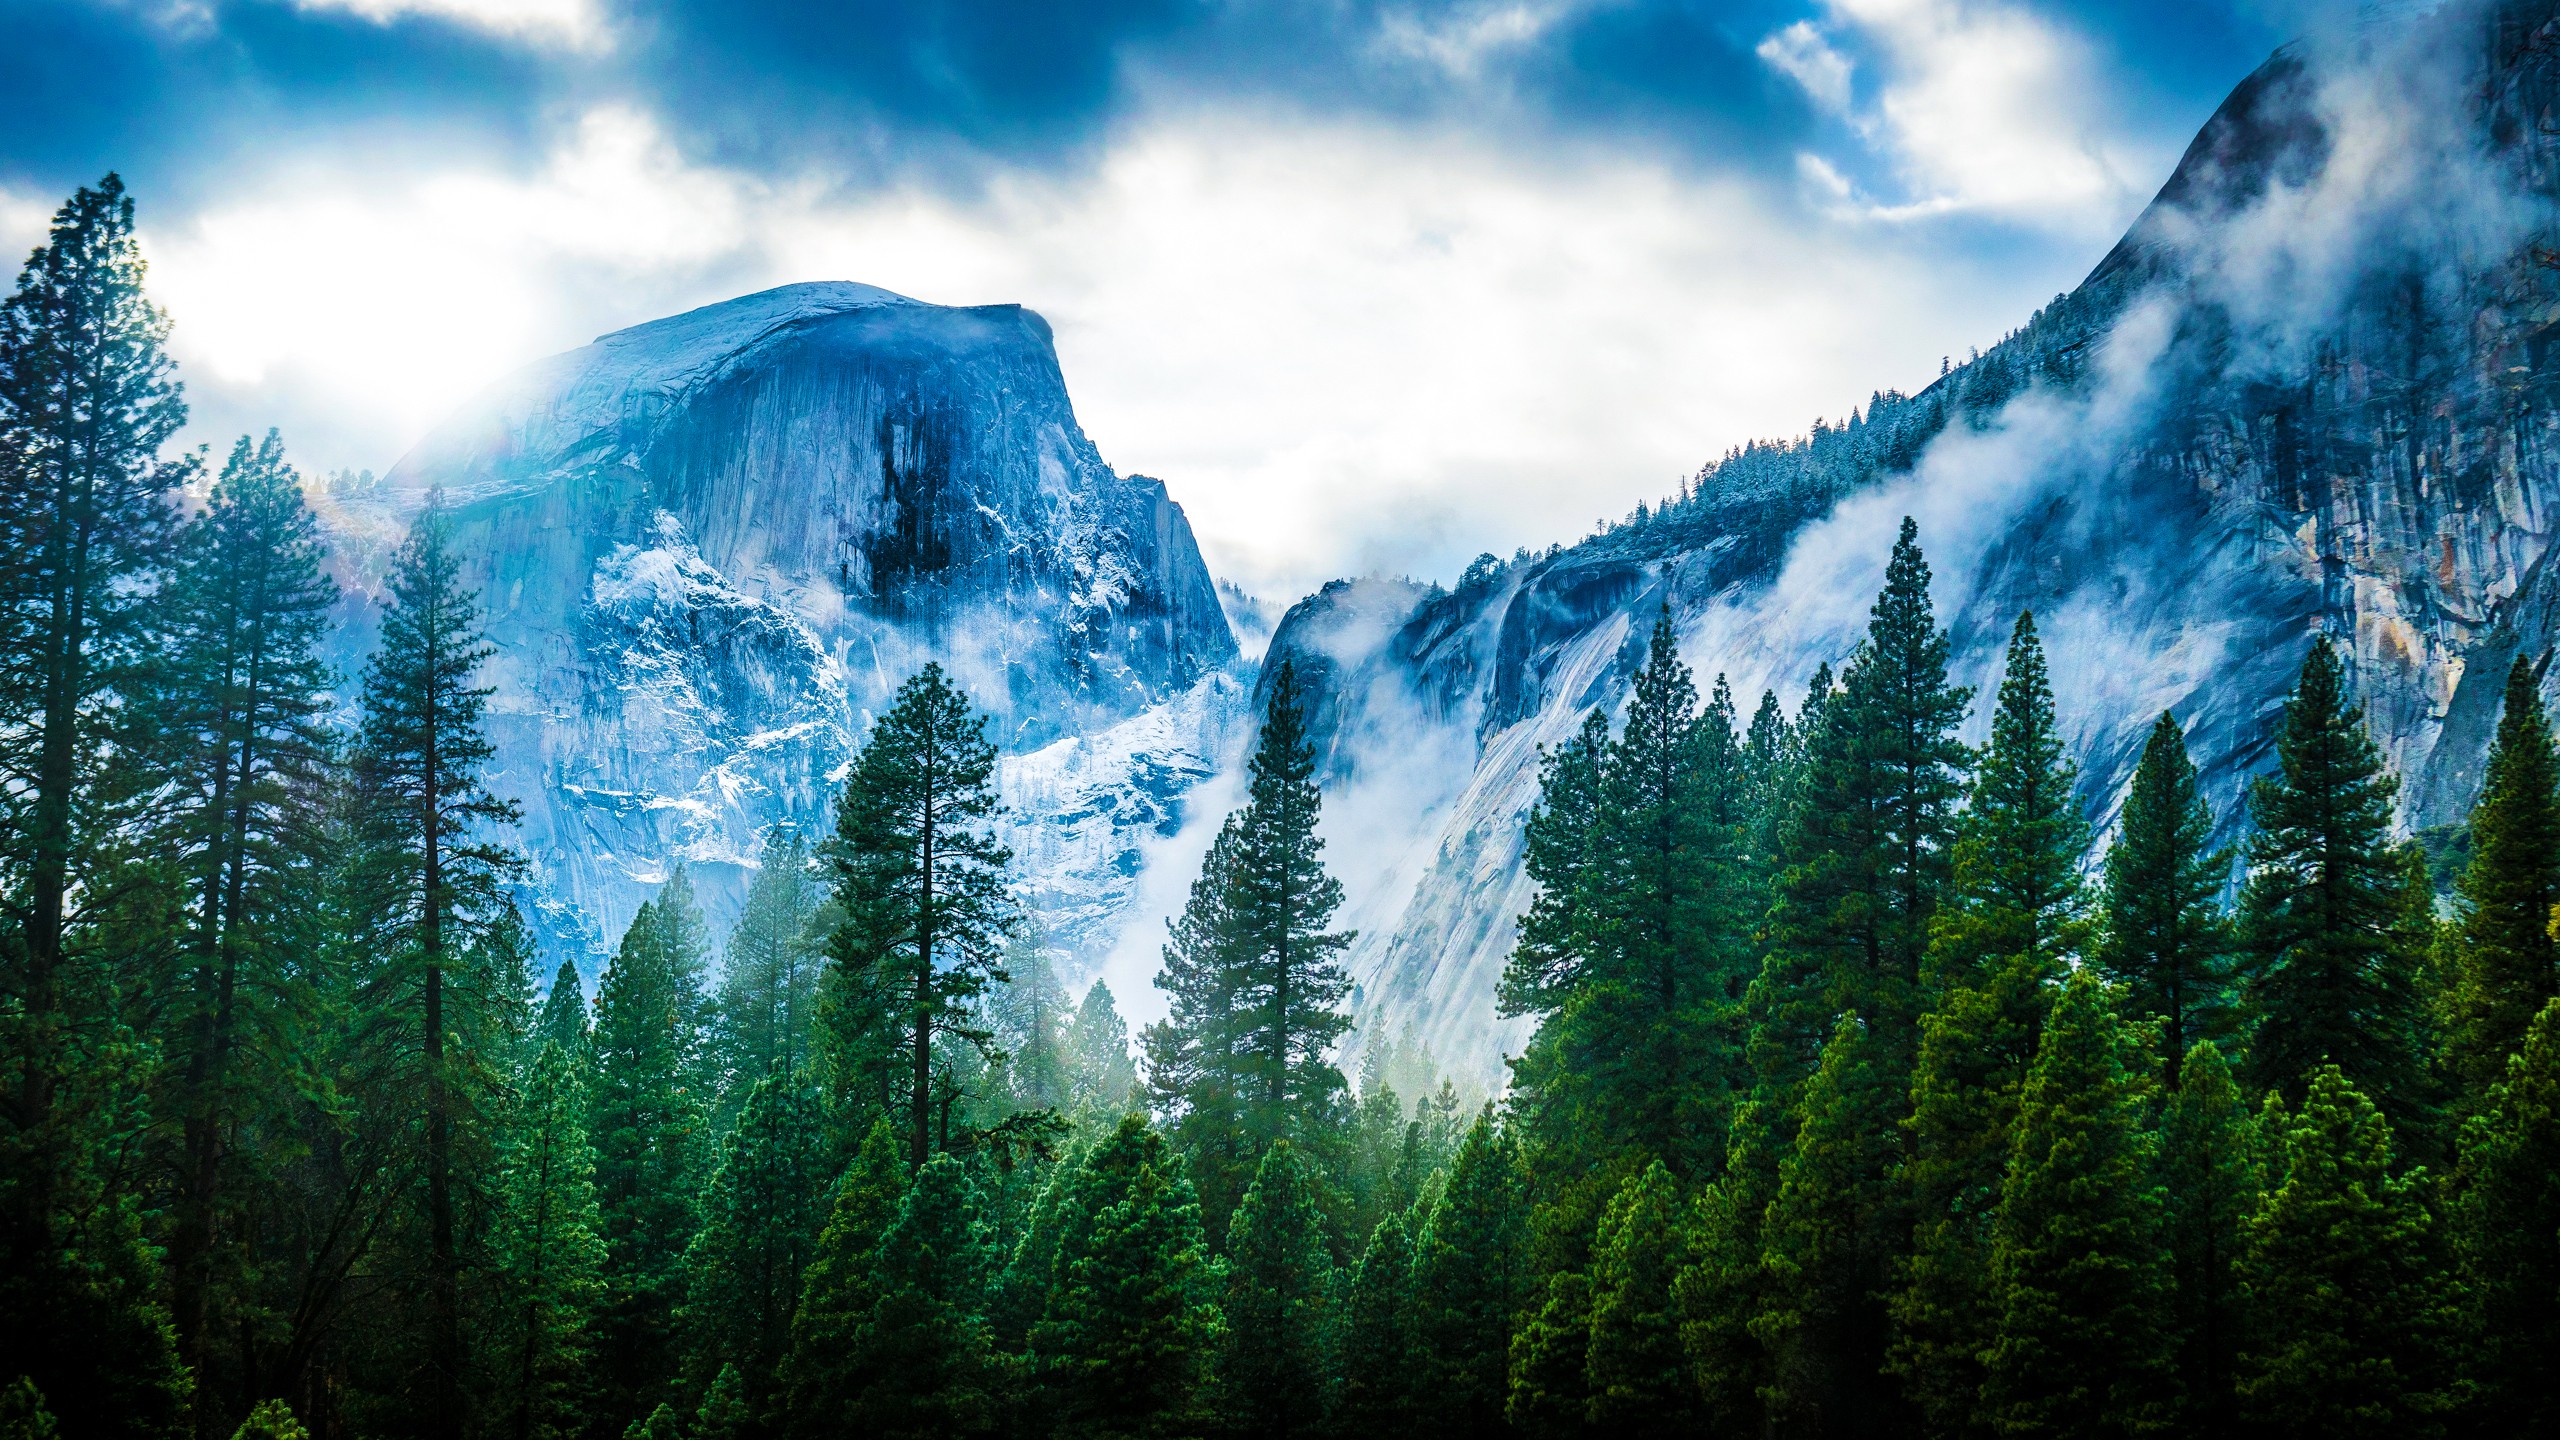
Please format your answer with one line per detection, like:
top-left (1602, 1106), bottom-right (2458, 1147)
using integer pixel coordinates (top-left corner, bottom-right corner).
top-left (0, 0), bottom-right (2318, 592)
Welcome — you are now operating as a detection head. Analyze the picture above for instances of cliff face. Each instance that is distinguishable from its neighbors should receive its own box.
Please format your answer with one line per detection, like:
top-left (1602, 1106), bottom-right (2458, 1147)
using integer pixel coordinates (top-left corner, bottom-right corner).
top-left (363, 282), bottom-right (1241, 965)
top-left (1274, 0), bottom-right (2560, 1085)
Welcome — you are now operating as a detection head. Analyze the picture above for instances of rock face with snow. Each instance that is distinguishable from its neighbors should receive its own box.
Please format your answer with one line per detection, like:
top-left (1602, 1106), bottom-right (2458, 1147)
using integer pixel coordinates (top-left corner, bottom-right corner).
top-left (1276, 1), bottom-right (2560, 1086)
top-left (370, 281), bottom-right (1238, 965)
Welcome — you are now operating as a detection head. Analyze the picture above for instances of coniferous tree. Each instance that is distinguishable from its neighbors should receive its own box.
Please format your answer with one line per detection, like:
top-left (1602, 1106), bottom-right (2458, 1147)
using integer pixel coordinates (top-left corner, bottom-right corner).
top-left (343, 495), bottom-right (524, 1440)
top-left (1334, 1215), bottom-right (1418, 1439)
top-left (1064, 981), bottom-right (1140, 1116)
top-left (537, 962), bottom-right (589, 1052)
top-left (988, 928), bottom-right (1072, 1113)
top-left (490, 1040), bottom-right (605, 1440)
top-left (691, 1366), bottom-right (749, 1440)
top-left (2445, 657), bottom-right (2560, 1096)
top-left (710, 831), bottom-right (823, 1126)
top-left (1221, 1141), bottom-right (1337, 1440)
top-left (2159, 1041), bottom-right (2256, 1437)
top-left (681, 1072), bottom-right (830, 1419)
top-left (776, 1120), bottom-right (905, 1437)
top-left (588, 878), bottom-right (713, 1432)
top-left (1145, 659), bottom-right (1353, 1232)
top-left (229, 1400), bottom-right (306, 1440)
top-left (1892, 611), bottom-right (2082, 1430)
top-left (844, 1153), bottom-right (1003, 1439)
top-left (0, 174), bottom-right (191, 1440)
top-left (2235, 1066), bottom-right (2459, 1438)
top-left (1976, 972), bottom-right (2175, 1439)
top-left (1583, 1161), bottom-right (1701, 1437)
top-left (1030, 1117), bottom-right (1222, 1440)
top-left (2238, 640), bottom-right (2428, 1127)
top-left (1505, 1270), bottom-right (1592, 1440)
top-left (1410, 1113), bottom-right (1527, 1440)
top-left (2452, 997), bottom-right (2560, 1432)
top-left (2096, 712), bottom-right (2233, 1088)
top-left (825, 664), bottom-right (1013, 1167)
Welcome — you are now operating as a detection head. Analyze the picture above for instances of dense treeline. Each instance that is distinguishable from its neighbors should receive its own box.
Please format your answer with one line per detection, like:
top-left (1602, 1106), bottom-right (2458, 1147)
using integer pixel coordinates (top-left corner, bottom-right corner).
top-left (5, 175), bottom-right (2559, 1440)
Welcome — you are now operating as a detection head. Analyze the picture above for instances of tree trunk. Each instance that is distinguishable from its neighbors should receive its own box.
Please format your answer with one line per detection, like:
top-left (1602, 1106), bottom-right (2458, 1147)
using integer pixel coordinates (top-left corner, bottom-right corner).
top-left (423, 631), bottom-right (461, 1440)
top-left (911, 723), bottom-right (938, 1171)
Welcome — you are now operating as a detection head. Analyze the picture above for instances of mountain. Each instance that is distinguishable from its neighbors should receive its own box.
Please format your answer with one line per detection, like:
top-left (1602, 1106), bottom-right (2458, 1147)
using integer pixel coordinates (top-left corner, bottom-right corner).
top-left (347, 281), bottom-right (1243, 966)
top-left (1275, 0), bottom-right (2560, 1086)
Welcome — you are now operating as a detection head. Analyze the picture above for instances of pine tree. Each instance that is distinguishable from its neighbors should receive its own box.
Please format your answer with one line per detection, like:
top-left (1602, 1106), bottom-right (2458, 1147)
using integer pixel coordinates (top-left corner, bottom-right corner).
top-left (691, 1365), bottom-right (749, 1440)
top-left (0, 1381), bottom-right (56, 1440)
top-left (2452, 997), bottom-right (2560, 1432)
top-left (988, 927), bottom-right (1072, 1113)
top-left (1500, 707), bottom-right (1610, 1027)
top-left (1220, 1141), bottom-right (1337, 1440)
top-left (1409, 1113), bottom-right (1527, 1440)
top-left (710, 831), bottom-right (823, 1126)
top-left (2445, 657), bottom-right (2560, 1096)
top-left (1030, 1117), bottom-right (1222, 1440)
top-left (776, 1120), bottom-right (906, 1437)
top-left (844, 1154), bottom-right (1004, 1439)
top-left (343, 494), bottom-right (524, 1440)
top-left (1976, 972), bottom-right (2175, 1438)
top-left (1144, 659), bottom-right (1354, 1232)
top-left (1584, 1162), bottom-right (1702, 1436)
top-left (588, 877), bottom-right (714, 1431)
top-left (228, 1399), bottom-right (306, 1440)
top-left (537, 961), bottom-right (589, 1052)
top-left (490, 1040), bottom-right (606, 1440)
top-left (1892, 611), bottom-right (2081, 1431)
top-left (681, 1072), bottom-right (830, 1418)
top-left (825, 664), bottom-right (1013, 1167)
top-left (2235, 1066), bottom-right (2458, 1438)
top-left (1504, 1271), bottom-right (1592, 1440)
top-left (0, 175), bottom-right (192, 1440)
top-left (2238, 640), bottom-right (2428, 1127)
top-left (1334, 1215), bottom-right (1418, 1439)
top-left (2159, 1041), bottom-right (2256, 1436)
top-left (2096, 712), bottom-right (2233, 1088)
top-left (1064, 981), bottom-right (1140, 1116)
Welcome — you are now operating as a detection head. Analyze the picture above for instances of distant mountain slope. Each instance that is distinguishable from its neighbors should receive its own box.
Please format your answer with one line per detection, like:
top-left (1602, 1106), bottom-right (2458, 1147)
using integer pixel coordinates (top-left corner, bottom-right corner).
top-left (352, 281), bottom-right (1241, 966)
top-left (1275, 0), bottom-right (2560, 1085)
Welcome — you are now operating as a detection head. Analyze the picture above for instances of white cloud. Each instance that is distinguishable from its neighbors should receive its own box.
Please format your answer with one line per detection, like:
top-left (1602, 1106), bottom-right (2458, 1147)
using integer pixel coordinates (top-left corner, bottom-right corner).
top-left (1762, 0), bottom-right (2155, 234)
top-left (1375, 0), bottom-right (1586, 81)
top-left (142, 103), bottom-right (2106, 593)
top-left (284, 0), bottom-right (605, 47)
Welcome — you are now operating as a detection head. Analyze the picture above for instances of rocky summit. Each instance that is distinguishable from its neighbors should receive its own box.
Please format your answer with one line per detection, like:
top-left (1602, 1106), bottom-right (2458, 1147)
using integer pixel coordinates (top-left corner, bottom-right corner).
top-left (355, 280), bottom-right (1240, 966)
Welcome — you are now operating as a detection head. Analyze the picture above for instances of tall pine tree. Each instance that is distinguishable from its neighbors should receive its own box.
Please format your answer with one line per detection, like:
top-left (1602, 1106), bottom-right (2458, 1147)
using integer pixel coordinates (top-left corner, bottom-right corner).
top-left (775, 1119), bottom-right (906, 1437)
top-left (2452, 997), bottom-right (2560, 1432)
top-left (710, 831), bottom-right (823, 1126)
top-left (2445, 657), bottom-right (2560, 1096)
top-left (1334, 1214), bottom-right (1418, 1439)
top-left (2159, 1041), bottom-right (2256, 1437)
top-left (2096, 712), bottom-right (2233, 1088)
top-left (1409, 1113), bottom-right (1527, 1440)
top-left (680, 1071), bottom-right (830, 1420)
top-left (489, 1040), bottom-right (605, 1440)
top-left (843, 1154), bottom-right (1004, 1439)
top-left (1219, 1141), bottom-right (1337, 1440)
top-left (1583, 1161), bottom-right (1701, 1436)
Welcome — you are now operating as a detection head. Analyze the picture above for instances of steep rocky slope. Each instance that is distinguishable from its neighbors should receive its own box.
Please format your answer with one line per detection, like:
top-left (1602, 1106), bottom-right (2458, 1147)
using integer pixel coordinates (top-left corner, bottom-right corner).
top-left (357, 282), bottom-right (1241, 965)
top-left (1275, 0), bottom-right (2560, 1085)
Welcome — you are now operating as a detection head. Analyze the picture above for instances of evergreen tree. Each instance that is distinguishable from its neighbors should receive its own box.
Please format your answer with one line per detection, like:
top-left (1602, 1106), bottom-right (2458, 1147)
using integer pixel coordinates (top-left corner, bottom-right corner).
top-left (2445, 657), bottom-right (2560, 1096)
top-left (0, 174), bottom-right (192, 1440)
top-left (1064, 981), bottom-right (1140, 1116)
top-left (844, 1154), bottom-right (1003, 1439)
top-left (342, 494), bottom-right (524, 1440)
top-left (776, 1120), bottom-right (905, 1437)
top-left (1144, 659), bottom-right (1354, 1232)
top-left (588, 877), bottom-right (714, 1431)
top-left (1976, 973), bottom-right (2175, 1438)
top-left (490, 1040), bottom-right (606, 1440)
top-left (710, 831), bottom-right (823, 1126)
top-left (2452, 997), bottom-right (2560, 1432)
top-left (2159, 1042), bottom-right (2256, 1437)
top-left (0, 1381), bottom-right (56, 1440)
top-left (691, 1366), bottom-right (749, 1440)
top-left (1891, 611), bottom-right (2081, 1431)
top-left (1030, 1117), bottom-right (1222, 1440)
top-left (1334, 1215), bottom-right (1418, 1439)
top-left (1409, 1113), bottom-right (1527, 1440)
top-left (681, 1072), bottom-right (830, 1419)
top-left (988, 927), bottom-right (1072, 1113)
top-left (229, 1400), bottom-right (306, 1440)
top-left (1221, 1141), bottom-right (1338, 1440)
top-left (2096, 712), bottom-right (2233, 1088)
top-left (2238, 640), bottom-right (2428, 1127)
top-left (538, 961), bottom-right (589, 1052)
top-left (1504, 1271), bottom-right (1592, 1440)
top-left (1583, 1162), bottom-right (1701, 1436)
top-left (2235, 1066), bottom-right (2458, 1438)
top-left (825, 664), bottom-right (1013, 1167)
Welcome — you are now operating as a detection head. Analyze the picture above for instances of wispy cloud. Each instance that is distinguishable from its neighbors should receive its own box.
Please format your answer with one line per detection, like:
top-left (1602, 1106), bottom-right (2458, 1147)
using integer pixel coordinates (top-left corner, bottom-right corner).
top-left (284, 0), bottom-right (608, 48)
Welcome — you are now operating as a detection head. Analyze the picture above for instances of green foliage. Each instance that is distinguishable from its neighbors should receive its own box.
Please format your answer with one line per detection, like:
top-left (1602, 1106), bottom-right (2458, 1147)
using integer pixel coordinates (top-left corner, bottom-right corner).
top-left (1064, 982), bottom-right (1141, 1117)
top-left (1976, 973), bottom-right (2175, 1438)
top-left (1504, 1270), bottom-right (1592, 1439)
top-left (0, 1381), bottom-right (57, 1440)
top-left (490, 1040), bottom-right (606, 1440)
top-left (2235, 1066), bottom-right (2460, 1438)
top-left (1333, 1215), bottom-right (1417, 1439)
top-left (227, 1400), bottom-right (307, 1440)
top-left (776, 1120), bottom-right (907, 1437)
top-left (2452, 997), bottom-right (2560, 1431)
top-left (2097, 712), bottom-right (2234, 1087)
top-left (681, 1072), bottom-right (830, 1415)
top-left (691, 1365), bottom-right (749, 1440)
top-left (2159, 1041), bottom-right (2256, 1435)
top-left (710, 832), bottom-right (825, 1127)
top-left (1220, 1141), bottom-right (1337, 1439)
top-left (1144, 659), bottom-right (1354, 1234)
top-left (1409, 1114), bottom-right (1527, 1439)
top-left (824, 664), bottom-right (1014, 1168)
top-left (1583, 1162), bottom-right (1702, 1436)
top-left (2238, 641), bottom-right (2430, 1128)
top-left (2445, 658), bottom-right (2560, 1097)
top-left (844, 1154), bottom-right (1005, 1439)
top-left (538, 961), bottom-right (589, 1052)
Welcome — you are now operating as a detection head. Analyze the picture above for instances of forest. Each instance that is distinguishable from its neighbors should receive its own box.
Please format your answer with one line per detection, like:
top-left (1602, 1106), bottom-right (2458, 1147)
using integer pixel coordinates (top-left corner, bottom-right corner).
top-left (3, 176), bottom-right (2558, 1440)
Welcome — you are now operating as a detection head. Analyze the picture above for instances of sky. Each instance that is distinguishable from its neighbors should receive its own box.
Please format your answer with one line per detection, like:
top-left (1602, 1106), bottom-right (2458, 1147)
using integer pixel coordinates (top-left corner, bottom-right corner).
top-left (0, 0), bottom-right (2329, 598)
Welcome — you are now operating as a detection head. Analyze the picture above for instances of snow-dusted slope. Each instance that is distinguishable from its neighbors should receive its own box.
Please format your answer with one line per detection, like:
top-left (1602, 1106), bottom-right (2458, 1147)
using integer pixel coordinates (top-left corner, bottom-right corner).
top-left (359, 282), bottom-right (1239, 968)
